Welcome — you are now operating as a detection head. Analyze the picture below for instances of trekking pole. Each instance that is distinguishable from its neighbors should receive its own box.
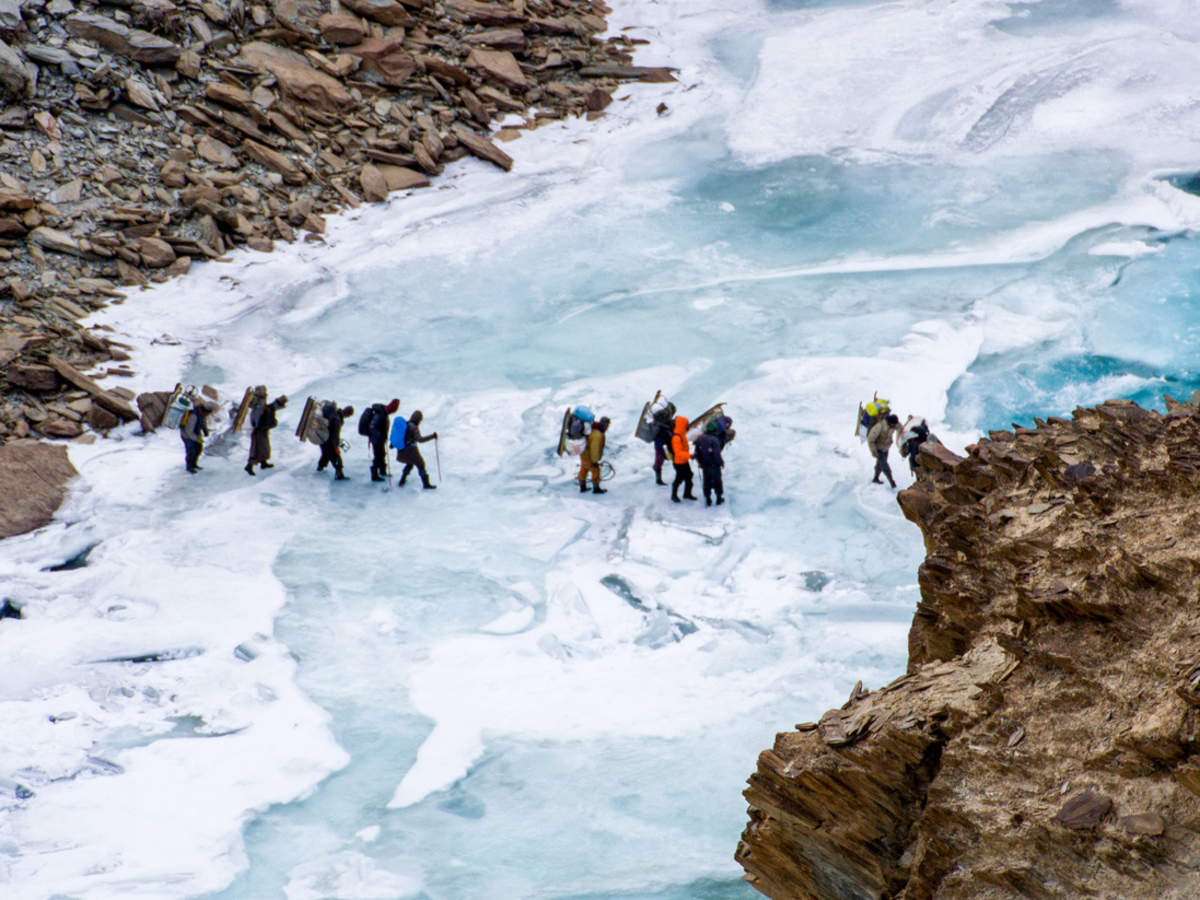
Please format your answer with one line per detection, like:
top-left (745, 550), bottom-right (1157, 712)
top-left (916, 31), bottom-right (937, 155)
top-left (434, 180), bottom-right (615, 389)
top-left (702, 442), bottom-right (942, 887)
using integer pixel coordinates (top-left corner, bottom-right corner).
top-left (434, 436), bottom-right (442, 483)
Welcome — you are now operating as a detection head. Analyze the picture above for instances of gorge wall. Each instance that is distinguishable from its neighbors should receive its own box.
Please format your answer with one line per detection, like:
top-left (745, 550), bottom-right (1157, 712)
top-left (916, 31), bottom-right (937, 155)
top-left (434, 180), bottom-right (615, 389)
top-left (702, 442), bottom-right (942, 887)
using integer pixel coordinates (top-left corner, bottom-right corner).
top-left (738, 398), bottom-right (1200, 899)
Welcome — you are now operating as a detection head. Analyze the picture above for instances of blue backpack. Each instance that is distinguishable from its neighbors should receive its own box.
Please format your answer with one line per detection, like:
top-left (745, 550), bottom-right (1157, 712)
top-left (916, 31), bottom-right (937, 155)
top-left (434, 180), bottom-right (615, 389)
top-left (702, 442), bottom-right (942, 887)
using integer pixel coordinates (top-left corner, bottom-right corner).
top-left (389, 416), bottom-right (408, 450)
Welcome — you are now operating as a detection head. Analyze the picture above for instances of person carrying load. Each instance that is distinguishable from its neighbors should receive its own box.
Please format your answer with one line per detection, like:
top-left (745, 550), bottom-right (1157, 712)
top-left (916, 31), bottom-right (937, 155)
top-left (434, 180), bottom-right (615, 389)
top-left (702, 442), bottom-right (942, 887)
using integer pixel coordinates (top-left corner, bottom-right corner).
top-left (179, 398), bottom-right (214, 473)
top-left (578, 416), bottom-right (610, 494)
top-left (246, 393), bottom-right (287, 476)
top-left (670, 416), bottom-right (697, 503)
top-left (317, 402), bottom-right (353, 480)
top-left (868, 413), bottom-right (901, 488)
top-left (360, 398), bottom-right (398, 482)
top-left (392, 409), bottom-right (439, 490)
top-left (856, 393), bottom-right (890, 436)
top-left (898, 416), bottom-right (939, 475)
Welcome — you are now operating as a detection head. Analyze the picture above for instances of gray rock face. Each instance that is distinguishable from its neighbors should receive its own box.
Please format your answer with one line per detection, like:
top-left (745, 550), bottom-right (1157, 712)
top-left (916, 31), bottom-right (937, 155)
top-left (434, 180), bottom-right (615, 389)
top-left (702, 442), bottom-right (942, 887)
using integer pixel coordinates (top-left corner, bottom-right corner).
top-left (0, 441), bottom-right (77, 539)
top-left (0, 40), bottom-right (30, 99)
top-left (0, 0), bottom-right (20, 31)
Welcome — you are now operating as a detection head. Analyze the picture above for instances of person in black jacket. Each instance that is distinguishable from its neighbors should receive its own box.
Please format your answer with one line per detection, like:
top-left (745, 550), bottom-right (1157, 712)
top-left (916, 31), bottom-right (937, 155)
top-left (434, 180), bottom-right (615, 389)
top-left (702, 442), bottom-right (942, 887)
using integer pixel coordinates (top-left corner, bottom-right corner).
top-left (246, 394), bottom-right (287, 475)
top-left (317, 403), bottom-right (353, 480)
top-left (369, 398), bottom-right (399, 482)
top-left (180, 400), bottom-right (213, 473)
top-left (395, 410), bottom-right (439, 490)
top-left (651, 414), bottom-right (672, 486)
top-left (694, 419), bottom-right (725, 506)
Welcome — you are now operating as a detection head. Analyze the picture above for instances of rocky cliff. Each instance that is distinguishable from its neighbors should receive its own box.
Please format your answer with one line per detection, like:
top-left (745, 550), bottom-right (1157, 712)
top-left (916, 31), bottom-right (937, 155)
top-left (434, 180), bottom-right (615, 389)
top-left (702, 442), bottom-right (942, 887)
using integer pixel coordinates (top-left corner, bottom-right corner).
top-left (737, 398), bottom-right (1200, 899)
top-left (0, 0), bottom-right (669, 444)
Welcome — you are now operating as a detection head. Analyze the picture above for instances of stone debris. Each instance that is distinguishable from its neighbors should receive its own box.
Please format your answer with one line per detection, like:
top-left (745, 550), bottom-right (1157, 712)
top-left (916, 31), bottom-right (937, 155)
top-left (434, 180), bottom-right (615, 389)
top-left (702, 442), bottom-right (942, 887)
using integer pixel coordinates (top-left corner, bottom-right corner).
top-left (738, 398), bottom-right (1200, 899)
top-left (0, 0), bottom-right (667, 449)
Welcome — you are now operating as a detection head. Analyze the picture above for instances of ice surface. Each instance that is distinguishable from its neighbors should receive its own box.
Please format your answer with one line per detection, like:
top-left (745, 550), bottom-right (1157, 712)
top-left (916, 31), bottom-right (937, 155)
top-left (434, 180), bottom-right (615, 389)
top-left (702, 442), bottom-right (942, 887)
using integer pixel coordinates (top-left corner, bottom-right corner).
top-left (6, 0), bottom-right (1200, 897)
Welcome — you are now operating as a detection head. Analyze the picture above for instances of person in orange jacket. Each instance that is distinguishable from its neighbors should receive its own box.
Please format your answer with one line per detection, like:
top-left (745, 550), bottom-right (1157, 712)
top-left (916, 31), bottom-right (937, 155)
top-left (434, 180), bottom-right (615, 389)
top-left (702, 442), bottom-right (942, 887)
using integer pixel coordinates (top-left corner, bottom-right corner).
top-left (670, 416), bottom-right (697, 503)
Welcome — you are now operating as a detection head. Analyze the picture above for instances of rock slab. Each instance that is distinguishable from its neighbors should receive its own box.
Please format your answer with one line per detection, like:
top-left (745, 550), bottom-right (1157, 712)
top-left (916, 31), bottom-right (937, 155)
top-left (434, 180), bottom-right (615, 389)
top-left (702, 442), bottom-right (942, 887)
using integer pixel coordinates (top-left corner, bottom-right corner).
top-left (0, 441), bottom-right (77, 538)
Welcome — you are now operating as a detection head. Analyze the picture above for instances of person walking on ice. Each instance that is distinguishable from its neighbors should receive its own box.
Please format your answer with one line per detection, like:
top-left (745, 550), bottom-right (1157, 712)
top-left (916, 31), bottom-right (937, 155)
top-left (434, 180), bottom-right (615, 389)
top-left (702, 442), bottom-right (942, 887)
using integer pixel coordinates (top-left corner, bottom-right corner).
top-left (246, 393), bottom-right (287, 476)
top-left (670, 416), bottom-right (697, 503)
top-left (694, 419), bottom-right (725, 506)
top-left (868, 412), bottom-right (901, 488)
top-left (578, 416), bottom-right (610, 495)
top-left (318, 403), bottom-right (353, 480)
top-left (392, 410), bottom-right (439, 490)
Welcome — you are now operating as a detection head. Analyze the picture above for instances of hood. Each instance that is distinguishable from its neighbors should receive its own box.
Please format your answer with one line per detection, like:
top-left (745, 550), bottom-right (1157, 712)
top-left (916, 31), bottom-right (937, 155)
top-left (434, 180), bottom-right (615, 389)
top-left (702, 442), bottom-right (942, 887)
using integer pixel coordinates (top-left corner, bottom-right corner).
top-left (674, 416), bottom-right (689, 436)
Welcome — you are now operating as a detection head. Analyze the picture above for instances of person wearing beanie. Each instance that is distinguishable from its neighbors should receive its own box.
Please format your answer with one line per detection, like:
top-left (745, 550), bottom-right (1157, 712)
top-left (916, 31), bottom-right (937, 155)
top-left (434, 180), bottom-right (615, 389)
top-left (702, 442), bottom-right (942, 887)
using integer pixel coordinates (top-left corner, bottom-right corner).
top-left (868, 412), bottom-right (901, 488)
top-left (180, 399), bottom-right (214, 473)
top-left (578, 416), bottom-right (610, 495)
top-left (246, 394), bottom-right (287, 476)
top-left (367, 398), bottom-right (398, 482)
top-left (394, 410), bottom-right (439, 490)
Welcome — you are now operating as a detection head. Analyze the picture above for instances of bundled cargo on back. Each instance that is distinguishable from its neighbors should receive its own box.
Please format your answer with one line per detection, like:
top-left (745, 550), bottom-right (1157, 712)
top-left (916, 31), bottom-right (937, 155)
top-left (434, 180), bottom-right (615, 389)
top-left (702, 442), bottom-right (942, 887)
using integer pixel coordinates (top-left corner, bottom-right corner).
top-left (635, 391), bottom-right (676, 443)
top-left (557, 405), bottom-right (595, 456)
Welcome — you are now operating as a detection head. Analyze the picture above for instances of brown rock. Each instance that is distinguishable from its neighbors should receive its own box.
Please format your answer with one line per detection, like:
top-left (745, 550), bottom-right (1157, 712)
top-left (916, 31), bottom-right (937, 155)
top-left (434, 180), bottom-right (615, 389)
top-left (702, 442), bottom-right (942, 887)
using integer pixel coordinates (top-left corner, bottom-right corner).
top-left (46, 356), bottom-right (138, 422)
top-left (359, 164), bottom-right (389, 202)
top-left (339, 0), bottom-right (412, 25)
top-left (1119, 813), bottom-right (1165, 836)
top-left (464, 27), bottom-right (526, 53)
top-left (346, 37), bottom-right (416, 86)
top-left (136, 390), bottom-right (172, 431)
top-left (47, 180), bottom-right (83, 204)
top-left (318, 12), bottom-right (365, 44)
top-left (29, 226), bottom-right (83, 257)
top-left (1055, 790), bottom-right (1112, 830)
top-left (204, 80), bottom-right (253, 111)
top-left (125, 76), bottom-right (160, 110)
top-left (443, 0), bottom-right (523, 25)
top-left (238, 41), bottom-right (354, 112)
top-left (452, 124), bottom-right (513, 171)
top-left (376, 165), bottom-right (429, 191)
top-left (38, 416), bottom-right (84, 439)
top-left (161, 159), bottom-right (188, 188)
top-left (197, 134), bottom-right (239, 168)
top-left (468, 48), bottom-right (527, 90)
top-left (166, 256), bottom-right (192, 277)
top-left (243, 139), bottom-right (306, 185)
top-left (6, 364), bottom-right (59, 392)
top-left (0, 441), bottom-right (78, 538)
top-left (476, 85), bottom-right (523, 111)
top-left (64, 12), bottom-right (182, 64)
top-left (137, 236), bottom-right (177, 268)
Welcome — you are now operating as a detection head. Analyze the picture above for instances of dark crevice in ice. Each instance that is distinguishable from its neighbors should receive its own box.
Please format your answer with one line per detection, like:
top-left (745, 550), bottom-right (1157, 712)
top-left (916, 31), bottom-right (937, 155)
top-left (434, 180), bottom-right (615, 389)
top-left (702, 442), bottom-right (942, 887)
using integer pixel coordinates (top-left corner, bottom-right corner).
top-left (0, 599), bottom-right (22, 620)
top-left (600, 574), bottom-right (699, 646)
top-left (91, 646), bottom-right (205, 664)
top-left (43, 542), bottom-right (99, 571)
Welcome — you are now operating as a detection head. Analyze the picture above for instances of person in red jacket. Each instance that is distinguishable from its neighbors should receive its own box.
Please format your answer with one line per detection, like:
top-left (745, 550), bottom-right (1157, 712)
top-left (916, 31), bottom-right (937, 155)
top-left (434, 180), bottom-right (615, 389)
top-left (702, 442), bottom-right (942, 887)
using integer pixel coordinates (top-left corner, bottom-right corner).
top-left (670, 416), bottom-right (697, 503)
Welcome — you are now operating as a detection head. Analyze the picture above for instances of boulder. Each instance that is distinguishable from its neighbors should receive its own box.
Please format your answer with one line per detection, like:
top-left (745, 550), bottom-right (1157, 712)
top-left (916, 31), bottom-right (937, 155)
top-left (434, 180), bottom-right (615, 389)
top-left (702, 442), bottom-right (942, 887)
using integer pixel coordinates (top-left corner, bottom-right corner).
top-left (318, 12), bottom-right (364, 45)
top-left (0, 441), bottom-right (78, 538)
top-left (452, 124), bottom-right (513, 171)
top-left (87, 404), bottom-right (121, 431)
top-left (0, 0), bottom-right (20, 30)
top-left (359, 164), bottom-right (389, 202)
top-left (238, 41), bottom-right (353, 112)
top-left (137, 236), bottom-right (176, 268)
top-left (29, 227), bottom-right (83, 257)
top-left (136, 390), bottom-right (172, 431)
top-left (468, 48), bottom-right (526, 89)
top-left (346, 37), bottom-right (416, 86)
top-left (6, 364), bottom-right (60, 392)
top-left (376, 165), bottom-right (429, 191)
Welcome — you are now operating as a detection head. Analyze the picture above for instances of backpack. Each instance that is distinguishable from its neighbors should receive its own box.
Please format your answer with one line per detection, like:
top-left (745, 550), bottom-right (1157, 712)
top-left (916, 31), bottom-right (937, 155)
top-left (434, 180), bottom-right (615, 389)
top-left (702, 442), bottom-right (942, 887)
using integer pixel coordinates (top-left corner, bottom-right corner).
top-left (567, 415), bottom-right (588, 440)
top-left (389, 416), bottom-right (408, 450)
top-left (357, 407), bottom-right (374, 437)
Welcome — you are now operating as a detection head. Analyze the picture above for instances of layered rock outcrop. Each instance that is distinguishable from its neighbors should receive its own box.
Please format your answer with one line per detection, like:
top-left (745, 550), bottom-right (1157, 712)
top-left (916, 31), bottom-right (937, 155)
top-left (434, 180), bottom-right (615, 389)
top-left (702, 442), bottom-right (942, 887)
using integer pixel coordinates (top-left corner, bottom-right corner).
top-left (738, 398), bottom-right (1200, 899)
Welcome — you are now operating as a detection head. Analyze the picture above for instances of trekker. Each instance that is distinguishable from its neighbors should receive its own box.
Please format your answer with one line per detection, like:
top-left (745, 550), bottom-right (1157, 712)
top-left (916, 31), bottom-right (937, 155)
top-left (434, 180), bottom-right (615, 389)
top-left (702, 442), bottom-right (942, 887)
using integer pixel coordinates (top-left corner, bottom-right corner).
top-left (694, 419), bottom-right (725, 506)
top-left (898, 417), bottom-right (937, 475)
top-left (651, 413), bottom-right (672, 486)
top-left (670, 416), bottom-right (697, 503)
top-left (395, 410), bottom-right (439, 490)
top-left (579, 416), bottom-right (610, 494)
top-left (366, 398), bottom-right (398, 482)
top-left (246, 394), bottom-right (287, 475)
top-left (868, 413), bottom-right (901, 488)
top-left (180, 400), bottom-right (213, 473)
top-left (318, 403), bottom-right (353, 480)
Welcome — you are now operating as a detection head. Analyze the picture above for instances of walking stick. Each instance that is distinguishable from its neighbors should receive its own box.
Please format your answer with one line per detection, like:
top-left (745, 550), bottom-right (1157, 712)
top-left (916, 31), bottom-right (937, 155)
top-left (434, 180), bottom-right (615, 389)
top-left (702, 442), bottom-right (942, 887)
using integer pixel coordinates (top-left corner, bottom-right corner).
top-left (434, 436), bottom-right (442, 483)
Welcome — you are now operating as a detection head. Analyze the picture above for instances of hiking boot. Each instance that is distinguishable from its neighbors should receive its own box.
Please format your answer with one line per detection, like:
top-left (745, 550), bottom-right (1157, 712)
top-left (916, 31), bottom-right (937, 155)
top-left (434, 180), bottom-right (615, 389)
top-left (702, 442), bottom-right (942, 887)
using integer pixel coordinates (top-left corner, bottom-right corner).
top-left (871, 476), bottom-right (882, 483)
top-left (371, 474), bottom-right (385, 482)
top-left (671, 492), bottom-right (681, 503)
top-left (421, 475), bottom-right (437, 490)
top-left (683, 489), bottom-right (697, 501)
top-left (655, 473), bottom-right (666, 486)
top-left (705, 497), bottom-right (712, 507)
top-left (716, 496), bottom-right (725, 505)
top-left (260, 462), bottom-right (274, 469)
top-left (592, 485), bottom-right (606, 494)
top-left (245, 464), bottom-right (255, 476)
top-left (579, 481), bottom-right (589, 493)
top-left (334, 473), bottom-right (348, 481)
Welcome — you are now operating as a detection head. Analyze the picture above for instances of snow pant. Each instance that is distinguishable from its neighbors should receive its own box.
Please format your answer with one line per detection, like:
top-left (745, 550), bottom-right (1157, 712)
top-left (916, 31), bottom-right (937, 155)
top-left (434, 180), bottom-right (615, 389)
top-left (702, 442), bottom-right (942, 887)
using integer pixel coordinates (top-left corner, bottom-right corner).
top-left (578, 456), bottom-right (601, 486)
top-left (873, 450), bottom-right (895, 486)
top-left (248, 430), bottom-right (271, 465)
top-left (671, 461), bottom-right (694, 498)
top-left (701, 464), bottom-right (723, 502)
top-left (182, 436), bottom-right (202, 472)
top-left (653, 439), bottom-right (667, 475)
top-left (318, 440), bottom-right (343, 476)
top-left (906, 437), bottom-right (927, 474)
top-left (370, 437), bottom-right (387, 479)
top-left (396, 445), bottom-right (429, 485)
